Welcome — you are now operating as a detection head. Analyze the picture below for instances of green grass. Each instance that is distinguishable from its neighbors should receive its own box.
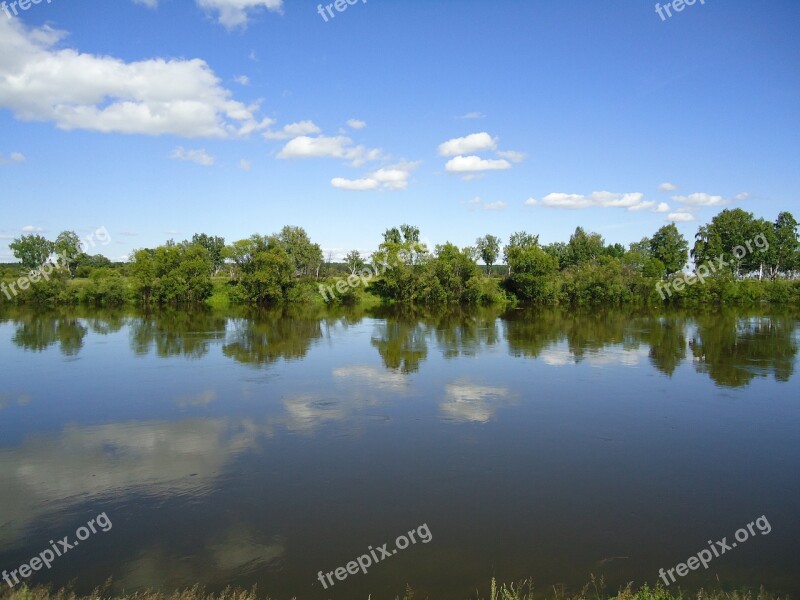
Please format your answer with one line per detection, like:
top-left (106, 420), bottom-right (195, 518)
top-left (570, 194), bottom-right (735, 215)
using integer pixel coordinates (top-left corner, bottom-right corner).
top-left (0, 580), bottom-right (788, 600)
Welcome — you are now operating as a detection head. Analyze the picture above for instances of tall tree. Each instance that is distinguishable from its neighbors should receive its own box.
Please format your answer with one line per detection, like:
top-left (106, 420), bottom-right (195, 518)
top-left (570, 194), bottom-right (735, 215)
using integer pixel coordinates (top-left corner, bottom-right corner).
top-left (771, 212), bottom-right (799, 278)
top-left (503, 231), bottom-right (539, 274)
top-left (692, 208), bottom-right (760, 276)
top-left (565, 227), bottom-right (604, 267)
top-left (345, 250), bottom-right (365, 275)
top-left (192, 233), bottom-right (226, 275)
top-left (277, 226), bottom-right (323, 277)
top-left (10, 234), bottom-right (54, 270)
top-left (54, 231), bottom-right (82, 275)
top-left (649, 223), bottom-right (689, 276)
top-left (475, 234), bottom-right (501, 275)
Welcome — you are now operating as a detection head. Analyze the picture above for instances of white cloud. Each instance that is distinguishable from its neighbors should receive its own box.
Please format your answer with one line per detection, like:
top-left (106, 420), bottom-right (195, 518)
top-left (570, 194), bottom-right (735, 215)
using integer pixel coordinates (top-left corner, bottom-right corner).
top-left (659, 182), bottom-right (677, 192)
top-left (278, 135), bottom-right (383, 167)
top-left (331, 177), bottom-right (379, 191)
top-left (347, 119), bottom-right (366, 130)
top-left (438, 132), bottom-right (497, 157)
top-left (234, 75), bottom-right (250, 86)
top-left (445, 155), bottom-right (511, 174)
top-left (263, 120), bottom-right (322, 140)
top-left (735, 192), bottom-right (750, 201)
top-left (171, 147), bottom-right (215, 166)
top-left (21, 225), bottom-right (44, 233)
top-left (671, 192), bottom-right (726, 207)
top-left (483, 201), bottom-right (507, 211)
top-left (239, 159), bottom-right (252, 171)
top-left (332, 366), bottom-right (407, 391)
top-left (0, 19), bottom-right (272, 138)
top-left (668, 212), bottom-right (696, 223)
top-left (441, 382), bottom-right (512, 424)
top-left (331, 161), bottom-right (419, 192)
top-left (132, 0), bottom-right (158, 7)
top-left (0, 152), bottom-right (26, 164)
top-left (195, 0), bottom-right (284, 29)
top-left (455, 112), bottom-right (485, 120)
top-left (525, 191), bottom-right (669, 213)
top-left (467, 196), bottom-right (482, 206)
top-left (496, 150), bottom-right (525, 163)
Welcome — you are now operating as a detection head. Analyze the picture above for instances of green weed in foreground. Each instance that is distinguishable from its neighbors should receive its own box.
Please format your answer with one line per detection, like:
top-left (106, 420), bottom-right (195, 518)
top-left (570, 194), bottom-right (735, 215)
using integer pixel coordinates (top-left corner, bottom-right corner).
top-left (0, 580), bottom-right (790, 600)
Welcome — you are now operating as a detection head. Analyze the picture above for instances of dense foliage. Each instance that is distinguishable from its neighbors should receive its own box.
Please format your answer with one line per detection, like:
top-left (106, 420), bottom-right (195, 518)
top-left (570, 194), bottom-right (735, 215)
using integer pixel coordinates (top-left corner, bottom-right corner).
top-left (2, 210), bottom-right (798, 308)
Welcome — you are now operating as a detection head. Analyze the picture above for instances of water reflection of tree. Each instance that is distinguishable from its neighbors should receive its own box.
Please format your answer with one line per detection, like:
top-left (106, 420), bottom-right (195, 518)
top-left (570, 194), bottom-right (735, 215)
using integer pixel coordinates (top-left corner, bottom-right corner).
top-left (11, 313), bottom-right (88, 356)
top-left (503, 309), bottom-right (692, 377)
top-left (130, 310), bottom-right (227, 359)
top-left (503, 309), bottom-right (637, 360)
top-left (369, 308), bottom-right (430, 373)
top-left (690, 312), bottom-right (797, 387)
top-left (640, 317), bottom-right (687, 377)
top-left (222, 307), bottom-right (323, 365)
top-left (428, 306), bottom-right (503, 358)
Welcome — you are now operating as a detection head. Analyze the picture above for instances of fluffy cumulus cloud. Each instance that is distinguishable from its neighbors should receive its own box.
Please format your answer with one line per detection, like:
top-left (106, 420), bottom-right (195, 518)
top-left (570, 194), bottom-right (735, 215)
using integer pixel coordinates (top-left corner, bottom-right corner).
top-left (195, 0), bottom-right (284, 29)
top-left (263, 120), bottom-right (322, 140)
top-left (171, 147), bottom-right (216, 166)
top-left (0, 19), bottom-right (272, 138)
top-left (438, 132), bottom-right (498, 156)
top-left (445, 155), bottom-right (511, 174)
top-left (525, 191), bottom-right (668, 213)
top-left (668, 212), bottom-right (696, 223)
top-left (331, 161), bottom-right (419, 192)
top-left (659, 182), bottom-right (678, 192)
top-left (277, 135), bottom-right (383, 167)
top-left (671, 192), bottom-right (726, 207)
top-left (347, 119), bottom-right (366, 130)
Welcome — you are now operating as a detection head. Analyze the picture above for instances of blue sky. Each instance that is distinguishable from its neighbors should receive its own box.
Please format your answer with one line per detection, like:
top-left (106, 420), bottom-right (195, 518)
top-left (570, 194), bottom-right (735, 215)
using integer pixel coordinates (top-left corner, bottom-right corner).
top-left (1, 0), bottom-right (799, 261)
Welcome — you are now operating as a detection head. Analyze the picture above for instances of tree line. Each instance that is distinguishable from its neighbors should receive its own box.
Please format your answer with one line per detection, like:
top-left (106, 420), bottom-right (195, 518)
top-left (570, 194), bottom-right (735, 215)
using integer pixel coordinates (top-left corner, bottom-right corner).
top-left (2, 208), bottom-right (799, 308)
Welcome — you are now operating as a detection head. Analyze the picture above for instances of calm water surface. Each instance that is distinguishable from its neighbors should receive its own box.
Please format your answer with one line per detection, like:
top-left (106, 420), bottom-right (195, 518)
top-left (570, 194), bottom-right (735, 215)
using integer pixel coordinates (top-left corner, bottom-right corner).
top-left (0, 306), bottom-right (798, 599)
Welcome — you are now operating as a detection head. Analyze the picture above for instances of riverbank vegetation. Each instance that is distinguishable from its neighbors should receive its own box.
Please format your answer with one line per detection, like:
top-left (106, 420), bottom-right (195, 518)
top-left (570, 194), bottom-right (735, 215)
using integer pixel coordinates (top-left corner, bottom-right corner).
top-left (2, 209), bottom-right (798, 309)
top-left (0, 580), bottom-right (789, 600)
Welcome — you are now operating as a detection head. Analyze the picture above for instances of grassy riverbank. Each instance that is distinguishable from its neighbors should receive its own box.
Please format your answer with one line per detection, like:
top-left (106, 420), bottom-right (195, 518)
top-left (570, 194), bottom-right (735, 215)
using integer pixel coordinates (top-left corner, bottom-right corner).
top-left (0, 581), bottom-right (788, 600)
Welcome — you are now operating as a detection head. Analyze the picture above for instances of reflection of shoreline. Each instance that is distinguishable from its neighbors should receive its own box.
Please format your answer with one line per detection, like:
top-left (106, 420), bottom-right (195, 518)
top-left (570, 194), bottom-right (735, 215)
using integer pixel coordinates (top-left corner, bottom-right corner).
top-left (2, 308), bottom-right (797, 387)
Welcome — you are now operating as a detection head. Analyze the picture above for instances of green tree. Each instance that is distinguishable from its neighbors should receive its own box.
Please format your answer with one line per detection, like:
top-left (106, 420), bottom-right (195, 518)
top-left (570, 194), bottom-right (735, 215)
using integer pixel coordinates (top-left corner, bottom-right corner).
top-left (691, 208), bottom-right (760, 277)
top-left (54, 231), bottom-right (83, 275)
top-left (605, 243), bottom-right (626, 259)
top-left (230, 235), bottom-right (295, 305)
top-left (769, 212), bottom-right (799, 278)
top-left (191, 233), bottom-right (226, 274)
top-left (10, 234), bottom-right (54, 270)
top-left (542, 242), bottom-right (569, 271)
top-left (565, 227), bottom-right (604, 267)
top-left (475, 234), bottom-right (501, 275)
top-left (505, 245), bottom-right (559, 303)
top-left (503, 231), bottom-right (539, 274)
top-left (650, 223), bottom-right (689, 276)
top-left (345, 250), bottom-right (365, 275)
top-left (278, 226), bottom-right (323, 277)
